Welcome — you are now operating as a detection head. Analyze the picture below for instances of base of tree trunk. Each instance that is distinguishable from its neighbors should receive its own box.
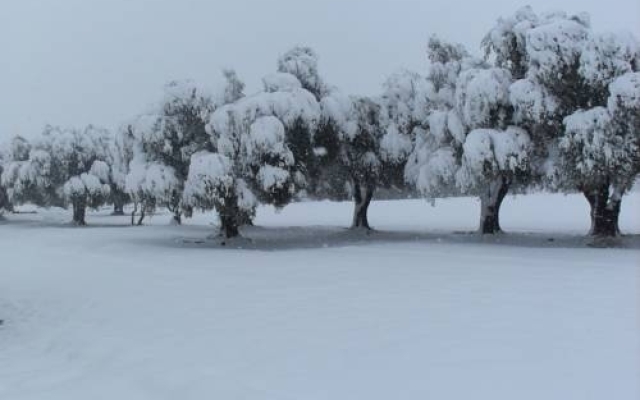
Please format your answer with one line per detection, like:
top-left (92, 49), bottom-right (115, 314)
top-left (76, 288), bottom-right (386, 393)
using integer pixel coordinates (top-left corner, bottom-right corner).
top-left (111, 210), bottom-right (125, 216)
top-left (171, 213), bottom-right (182, 225)
top-left (584, 187), bottom-right (621, 237)
top-left (479, 214), bottom-right (503, 235)
top-left (479, 178), bottom-right (509, 234)
top-left (590, 212), bottom-right (619, 237)
top-left (219, 215), bottom-right (240, 240)
top-left (72, 202), bottom-right (87, 226)
top-left (137, 211), bottom-right (146, 226)
top-left (351, 182), bottom-right (374, 230)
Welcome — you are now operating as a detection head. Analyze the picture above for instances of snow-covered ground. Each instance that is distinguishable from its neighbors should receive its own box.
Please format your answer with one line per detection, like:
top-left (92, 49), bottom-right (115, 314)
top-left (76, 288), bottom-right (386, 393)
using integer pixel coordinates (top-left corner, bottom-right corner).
top-left (1, 192), bottom-right (639, 399)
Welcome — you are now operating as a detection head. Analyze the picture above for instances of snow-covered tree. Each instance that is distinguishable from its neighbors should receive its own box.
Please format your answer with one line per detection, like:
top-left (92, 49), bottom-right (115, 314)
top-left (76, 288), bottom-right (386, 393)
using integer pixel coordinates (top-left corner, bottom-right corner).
top-left (2, 126), bottom-right (111, 225)
top-left (406, 36), bottom-right (530, 234)
top-left (184, 73), bottom-right (320, 238)
top-left (488, 7), bottom-right (640, 236)
top-left (125, 80), bottom-right (219, 224)
top-left (455, 67), bottom-right (531, 233)
top-left (1, 136), bottom-right (31, 214)
top-left (559, 106), bottom-right (637, 236)
top-left (320, 93), bottom-right (384, 229)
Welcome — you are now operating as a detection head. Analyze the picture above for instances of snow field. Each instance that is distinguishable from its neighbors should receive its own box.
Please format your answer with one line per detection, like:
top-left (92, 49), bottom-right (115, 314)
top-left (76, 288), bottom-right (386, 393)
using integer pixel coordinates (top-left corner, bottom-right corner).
top-left (0, 192), bottom-right (639, 399)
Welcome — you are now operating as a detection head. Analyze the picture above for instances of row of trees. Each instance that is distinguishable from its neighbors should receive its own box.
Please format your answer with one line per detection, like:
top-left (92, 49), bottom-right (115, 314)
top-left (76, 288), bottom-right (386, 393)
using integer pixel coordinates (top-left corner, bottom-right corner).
top-left (1, 6), bottom-right (639, 238)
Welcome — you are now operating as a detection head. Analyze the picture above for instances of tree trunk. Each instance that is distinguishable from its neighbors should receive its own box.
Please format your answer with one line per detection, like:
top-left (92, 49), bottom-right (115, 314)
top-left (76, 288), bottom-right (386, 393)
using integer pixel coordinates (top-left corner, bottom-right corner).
top-left (351, 181), bottom-right (374, 230)
top-left (584, 185), bottom-right (619, 237)
top-left (131, 202), bottom-right (138, 226)
top-left (172, 210), bottom-right (182, 225)
top-left (218, 196), bottom-right (242, 239)
top-left (219, 214), bottom-right (240, 239)
top-left (131, 202), bottom-right (147, 226)
top-left (479, 177), bottom-right (509, 234)
top-left (72, 199), bottom-right (87, 226)
top-left (137, 209), bottom-right (146, 226)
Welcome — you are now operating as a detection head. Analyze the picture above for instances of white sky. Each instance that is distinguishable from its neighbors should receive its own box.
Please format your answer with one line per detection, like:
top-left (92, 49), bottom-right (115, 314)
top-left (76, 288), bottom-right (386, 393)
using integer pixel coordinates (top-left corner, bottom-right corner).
top-left (1, 0), bottom-right (639, 139)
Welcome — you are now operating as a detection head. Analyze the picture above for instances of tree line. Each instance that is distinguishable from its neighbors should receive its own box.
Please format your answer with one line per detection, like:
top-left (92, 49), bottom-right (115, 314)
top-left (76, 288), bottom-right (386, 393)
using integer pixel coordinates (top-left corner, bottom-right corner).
top-left (1, 6), bottom-right (639, 238)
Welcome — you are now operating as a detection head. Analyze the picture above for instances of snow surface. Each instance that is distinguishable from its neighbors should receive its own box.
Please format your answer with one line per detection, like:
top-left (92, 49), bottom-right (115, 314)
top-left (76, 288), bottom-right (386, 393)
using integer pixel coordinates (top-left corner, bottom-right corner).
top-left (1, 193), bottom-right (639, 400)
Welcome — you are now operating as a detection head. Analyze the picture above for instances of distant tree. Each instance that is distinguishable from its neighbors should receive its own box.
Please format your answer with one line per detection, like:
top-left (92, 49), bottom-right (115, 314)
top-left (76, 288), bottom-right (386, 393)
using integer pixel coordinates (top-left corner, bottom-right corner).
top-left (1, 136), bottom-right (31, 214)
top-left (2, 126), bottom-right (111, 225)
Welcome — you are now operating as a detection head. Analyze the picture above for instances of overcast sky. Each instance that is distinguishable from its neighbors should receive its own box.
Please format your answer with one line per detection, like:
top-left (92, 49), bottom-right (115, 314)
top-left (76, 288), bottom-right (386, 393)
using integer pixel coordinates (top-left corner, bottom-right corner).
top-left (1, 0), bottom-right (638, 139)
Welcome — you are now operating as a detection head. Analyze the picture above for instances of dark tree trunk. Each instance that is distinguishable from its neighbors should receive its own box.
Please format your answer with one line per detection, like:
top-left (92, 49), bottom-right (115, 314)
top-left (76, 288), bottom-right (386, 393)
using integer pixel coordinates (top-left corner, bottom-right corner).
top-left (72, 199), bottom-right (87, 226)
top-left (131, 202), bottom-right (146, 226)
top-left (218, 196), bottom-right (242, 239)
top-left (220, 214), bottom-right (240, 239)
top-left (584, 186), bottom-right (620, 237)
top-left (479, 177), bottom-right (509, 234)
top-left (131, 202), bottom-right (138, 226)
top-left (137, 209), bottom-right (146, 226)
top-left (351, 181), bottom-right (374, 230)
top-left (172, 210), bottom-right (182, 225)
top-left (612, 199), bottom-right (621, 235)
